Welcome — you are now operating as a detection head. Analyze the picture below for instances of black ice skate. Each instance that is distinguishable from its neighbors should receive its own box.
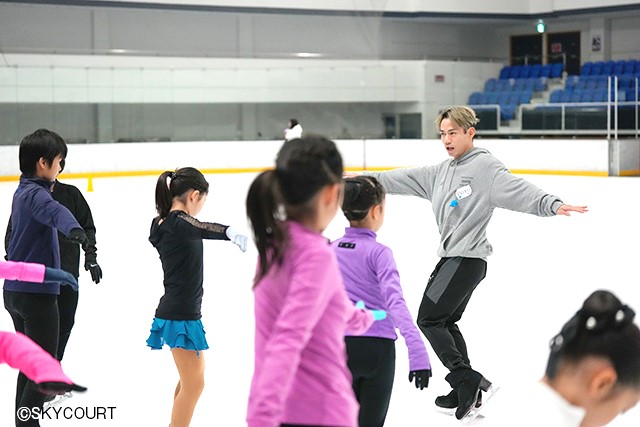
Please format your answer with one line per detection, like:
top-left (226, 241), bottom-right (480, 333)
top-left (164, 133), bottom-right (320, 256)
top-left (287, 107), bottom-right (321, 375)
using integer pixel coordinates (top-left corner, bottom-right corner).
top-left (435, 389), bottom-right (458, 409)
top-left (450, 370), bottom-right (495, 420)
top-left (435, 389), bottom-right (482, 413)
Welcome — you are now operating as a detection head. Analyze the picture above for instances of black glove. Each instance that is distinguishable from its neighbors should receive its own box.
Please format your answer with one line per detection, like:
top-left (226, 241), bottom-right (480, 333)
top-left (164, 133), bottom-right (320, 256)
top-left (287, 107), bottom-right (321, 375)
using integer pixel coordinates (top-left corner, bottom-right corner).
top-left (84, 259), bottom-right (102, 284)
top-left (44, 267), bottom-right (78, 291)
top-left (67, 228), bottom-right (87, 245)
top-left (36, 381), bottom-right (87, 396)
top-left (408, 369), bottom-right (432, 390)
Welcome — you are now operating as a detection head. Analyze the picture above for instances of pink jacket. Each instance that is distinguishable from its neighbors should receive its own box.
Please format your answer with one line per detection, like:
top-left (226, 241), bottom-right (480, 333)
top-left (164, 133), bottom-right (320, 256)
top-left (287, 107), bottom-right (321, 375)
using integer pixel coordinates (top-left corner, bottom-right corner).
top-left (247, 221), bottom-right (374, 427)
top-left (0, 331), bottom-right (73, 385)
top-left (0, 260), bottom-right (45, 283)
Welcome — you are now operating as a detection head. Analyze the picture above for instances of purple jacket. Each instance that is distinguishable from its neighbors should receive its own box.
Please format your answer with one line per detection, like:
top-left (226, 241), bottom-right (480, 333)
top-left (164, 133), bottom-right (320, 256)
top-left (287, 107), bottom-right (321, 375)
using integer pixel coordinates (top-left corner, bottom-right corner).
top-left (247, 221), bottom-right (374, 427)
top-left (333, 227), bottom-right (431, 371)
top-left (4, 176), bottom-right (81, 294)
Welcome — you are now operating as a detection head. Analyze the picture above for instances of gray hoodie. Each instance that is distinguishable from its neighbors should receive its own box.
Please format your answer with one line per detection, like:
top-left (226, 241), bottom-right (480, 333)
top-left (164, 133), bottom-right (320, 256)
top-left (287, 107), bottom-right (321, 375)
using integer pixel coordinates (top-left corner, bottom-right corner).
top-left (366, 147), bottom-right (563, 259)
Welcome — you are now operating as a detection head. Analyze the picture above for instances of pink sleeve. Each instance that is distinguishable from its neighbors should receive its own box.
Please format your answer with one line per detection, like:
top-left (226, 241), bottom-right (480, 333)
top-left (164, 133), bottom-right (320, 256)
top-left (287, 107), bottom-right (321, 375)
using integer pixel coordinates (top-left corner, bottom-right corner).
top-left (0, 261), bottom-right (46, 283)
top-left (0, 331), bottom-right (73, 385)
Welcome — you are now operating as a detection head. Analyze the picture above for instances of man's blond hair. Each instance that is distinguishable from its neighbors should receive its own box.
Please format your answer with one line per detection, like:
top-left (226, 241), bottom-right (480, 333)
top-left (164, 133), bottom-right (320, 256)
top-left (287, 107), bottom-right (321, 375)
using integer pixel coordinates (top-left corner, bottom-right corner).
top-left (435, 106), bottom-right (480, 133)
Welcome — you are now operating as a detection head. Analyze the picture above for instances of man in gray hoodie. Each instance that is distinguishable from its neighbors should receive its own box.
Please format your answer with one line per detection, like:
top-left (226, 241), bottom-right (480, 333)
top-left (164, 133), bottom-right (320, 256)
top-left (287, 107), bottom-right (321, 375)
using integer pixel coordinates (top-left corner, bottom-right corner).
top-left (365, 105), bottom-right (587, 421)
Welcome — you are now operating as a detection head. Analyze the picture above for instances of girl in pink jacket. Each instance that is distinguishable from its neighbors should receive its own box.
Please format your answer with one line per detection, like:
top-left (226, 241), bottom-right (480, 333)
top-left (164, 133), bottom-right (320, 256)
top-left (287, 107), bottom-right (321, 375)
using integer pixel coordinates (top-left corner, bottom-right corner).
top-left (1, 261), bottom-right (85, 395)
top-left (246, 136), bottom-right (383, 427)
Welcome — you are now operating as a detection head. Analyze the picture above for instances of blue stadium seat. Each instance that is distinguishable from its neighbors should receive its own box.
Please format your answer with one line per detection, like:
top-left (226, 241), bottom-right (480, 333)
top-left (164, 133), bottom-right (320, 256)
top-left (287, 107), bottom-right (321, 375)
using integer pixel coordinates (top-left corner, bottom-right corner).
top-left (513, 79), bottom-right (525, 91)
top-left (484, 78), bottom-right (497, 92)
top-left (529, 64), bottom-right (542, 78)
top-left (592, 62), bottom-right (603, 75)
top-left (549, 89), bottom-right (563, 103)
top-left (581, 62), bottom-right (593, 76)
top-left (617, 75), bottom-right (634, 89)
top-left (551, 63), bottom-right (563, 78)
top-left (540, 64), bottom-right (553, 78)
top-left (592, 89), bottom-right (607, 102)
top-left (565, 75), bottom-right (579, 89)
top-left (570, 90), bottom-right (582, 103)
top-left (533, 77), bottom-right (546, 92)
top-left (468, 92), bottom-right (482, 105)
top-left (523, 79), bottom-right (535, 92)
top-left (623, 61), bottom-right (636, 75)
top-left (509, 65), bottom-right (523, 79)
top-left (497, 79), bottom-right (511, 92)
top-left (581, 90), bottom-right (594, 102)
top-left (613, 61), bottom-right (625, 76)
top-left (500, 104), bottom-right (516, 121)
top-left (499, 66), bottom-right (511, 80)
top-left (519, 90), bottom-right (533, 104)
top-left (486, 92), bottom-right (499, 104)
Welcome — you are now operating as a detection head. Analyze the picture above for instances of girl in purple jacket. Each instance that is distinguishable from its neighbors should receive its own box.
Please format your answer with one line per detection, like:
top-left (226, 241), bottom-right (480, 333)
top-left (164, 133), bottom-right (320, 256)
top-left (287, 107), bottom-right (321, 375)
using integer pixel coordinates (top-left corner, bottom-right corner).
top-left (333, 176), bottom-right (432, 427)
top-left (246, 136), bottom-right (381, 427)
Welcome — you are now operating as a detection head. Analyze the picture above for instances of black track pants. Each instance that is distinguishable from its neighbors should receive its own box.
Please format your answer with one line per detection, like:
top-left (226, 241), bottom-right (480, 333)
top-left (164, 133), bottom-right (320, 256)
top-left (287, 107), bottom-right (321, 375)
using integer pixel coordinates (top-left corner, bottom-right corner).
top-left (416, 257), bottom-right (487, 373)
top-left (345, 336), bottom-right (396, 427)
top-left (4, 290), bottom-right (60, 427)
top-left (56, 284), bottom-right (79, 361)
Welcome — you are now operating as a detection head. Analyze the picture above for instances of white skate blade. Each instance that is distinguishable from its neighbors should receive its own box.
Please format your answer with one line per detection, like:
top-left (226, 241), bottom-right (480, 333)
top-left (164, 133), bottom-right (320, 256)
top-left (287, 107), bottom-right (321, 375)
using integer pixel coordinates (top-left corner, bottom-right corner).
top-left (461, 385), bottom-right (499, 425)
top-left (43, 392), bottom-right (73, 409)
top-left (434, 406), bottom-right (456, 416)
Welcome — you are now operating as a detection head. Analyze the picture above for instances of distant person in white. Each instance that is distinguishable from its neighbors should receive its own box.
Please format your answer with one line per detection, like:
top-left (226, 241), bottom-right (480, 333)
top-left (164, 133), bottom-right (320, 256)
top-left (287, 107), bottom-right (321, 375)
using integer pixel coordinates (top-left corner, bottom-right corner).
top-left (284, 118), bottom-right (303, 140)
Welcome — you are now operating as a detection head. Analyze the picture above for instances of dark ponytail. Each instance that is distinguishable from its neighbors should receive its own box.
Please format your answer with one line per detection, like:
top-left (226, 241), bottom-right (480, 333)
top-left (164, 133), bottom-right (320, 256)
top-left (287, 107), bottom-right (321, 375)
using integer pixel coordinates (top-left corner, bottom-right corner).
top-left (246, 170), bottom-right (286, 282)
top-left (246, 135), bottom-right (343, 284)
top-left (342, 176), bottom-right (385, 221)
top-left (155, 167), bottom-right (209, 219)
top-left (546, 290), bottom-right (640, 387)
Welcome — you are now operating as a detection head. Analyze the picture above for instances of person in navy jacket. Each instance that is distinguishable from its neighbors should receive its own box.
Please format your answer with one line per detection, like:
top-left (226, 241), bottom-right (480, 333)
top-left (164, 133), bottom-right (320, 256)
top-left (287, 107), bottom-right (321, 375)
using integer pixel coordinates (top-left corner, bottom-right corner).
top-left (3, 129), bottom-right (86, 427)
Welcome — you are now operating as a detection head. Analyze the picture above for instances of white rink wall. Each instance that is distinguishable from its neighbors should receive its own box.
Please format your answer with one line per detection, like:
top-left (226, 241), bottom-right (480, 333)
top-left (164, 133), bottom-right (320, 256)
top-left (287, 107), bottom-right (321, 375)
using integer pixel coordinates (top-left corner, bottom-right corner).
top-left (0, 138), bottom-right (611, 177)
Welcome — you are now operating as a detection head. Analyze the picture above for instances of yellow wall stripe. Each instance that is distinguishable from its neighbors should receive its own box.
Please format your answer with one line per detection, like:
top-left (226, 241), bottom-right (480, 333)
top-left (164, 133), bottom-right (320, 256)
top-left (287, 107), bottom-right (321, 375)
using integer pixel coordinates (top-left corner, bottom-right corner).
top-left (0, 167), bottom-right (619, 182)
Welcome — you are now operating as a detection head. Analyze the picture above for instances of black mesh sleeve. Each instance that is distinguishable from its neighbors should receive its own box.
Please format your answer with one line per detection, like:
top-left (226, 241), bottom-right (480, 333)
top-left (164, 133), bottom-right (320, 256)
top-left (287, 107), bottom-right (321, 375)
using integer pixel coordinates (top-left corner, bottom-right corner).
top-left (176, 211), bottom-right (229, 241)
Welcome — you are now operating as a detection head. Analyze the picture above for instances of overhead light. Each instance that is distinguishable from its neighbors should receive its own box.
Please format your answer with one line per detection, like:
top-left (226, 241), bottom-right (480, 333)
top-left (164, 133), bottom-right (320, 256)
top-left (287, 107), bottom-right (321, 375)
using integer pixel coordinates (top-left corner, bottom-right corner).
top-left (109, 49), bottom-right (127, 54)
top-left (295, 52), bottom-right (322, 58)
top-left (536, 19), bottom-right (546, 34)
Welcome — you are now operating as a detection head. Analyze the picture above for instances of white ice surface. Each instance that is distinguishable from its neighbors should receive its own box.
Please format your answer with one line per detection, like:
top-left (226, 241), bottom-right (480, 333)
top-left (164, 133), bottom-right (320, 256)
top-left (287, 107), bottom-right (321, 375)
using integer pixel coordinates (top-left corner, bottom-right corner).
top-left (1, 173), bottom-right (639, 426)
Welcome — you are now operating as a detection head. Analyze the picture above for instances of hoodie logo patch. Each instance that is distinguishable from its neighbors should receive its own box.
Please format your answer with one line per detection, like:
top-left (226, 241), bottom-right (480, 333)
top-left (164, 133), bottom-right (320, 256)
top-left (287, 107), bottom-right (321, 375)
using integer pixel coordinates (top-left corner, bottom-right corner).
top-left (455, 185), bottom-right (472, 200)
top-left (338, 242), bottom-right (356, 249)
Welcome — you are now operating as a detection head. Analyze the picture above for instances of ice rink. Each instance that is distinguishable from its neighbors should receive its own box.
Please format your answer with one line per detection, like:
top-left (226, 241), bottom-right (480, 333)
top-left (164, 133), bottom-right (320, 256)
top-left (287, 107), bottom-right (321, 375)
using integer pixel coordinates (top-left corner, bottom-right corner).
top-left (1, 171), bottom-right (639, 426)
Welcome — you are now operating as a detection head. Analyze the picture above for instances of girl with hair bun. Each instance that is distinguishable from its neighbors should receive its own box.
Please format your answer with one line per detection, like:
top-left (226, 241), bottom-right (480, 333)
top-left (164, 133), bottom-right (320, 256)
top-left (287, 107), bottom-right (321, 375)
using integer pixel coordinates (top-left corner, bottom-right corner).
top-left (333, 176), bottom-right (432, 427)
top-left (146, 166), bottom-right (248, 427)
top-left (493, 289), bottom-right (640, 427)
top-left (246, 136), bottom-right (384, 427)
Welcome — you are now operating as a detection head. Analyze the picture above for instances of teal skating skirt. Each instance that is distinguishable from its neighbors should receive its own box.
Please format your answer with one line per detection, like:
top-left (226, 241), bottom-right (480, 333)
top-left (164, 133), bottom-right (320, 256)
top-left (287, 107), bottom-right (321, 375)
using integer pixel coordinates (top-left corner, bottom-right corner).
top-left (146, 318), bottom-right (209, 352)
